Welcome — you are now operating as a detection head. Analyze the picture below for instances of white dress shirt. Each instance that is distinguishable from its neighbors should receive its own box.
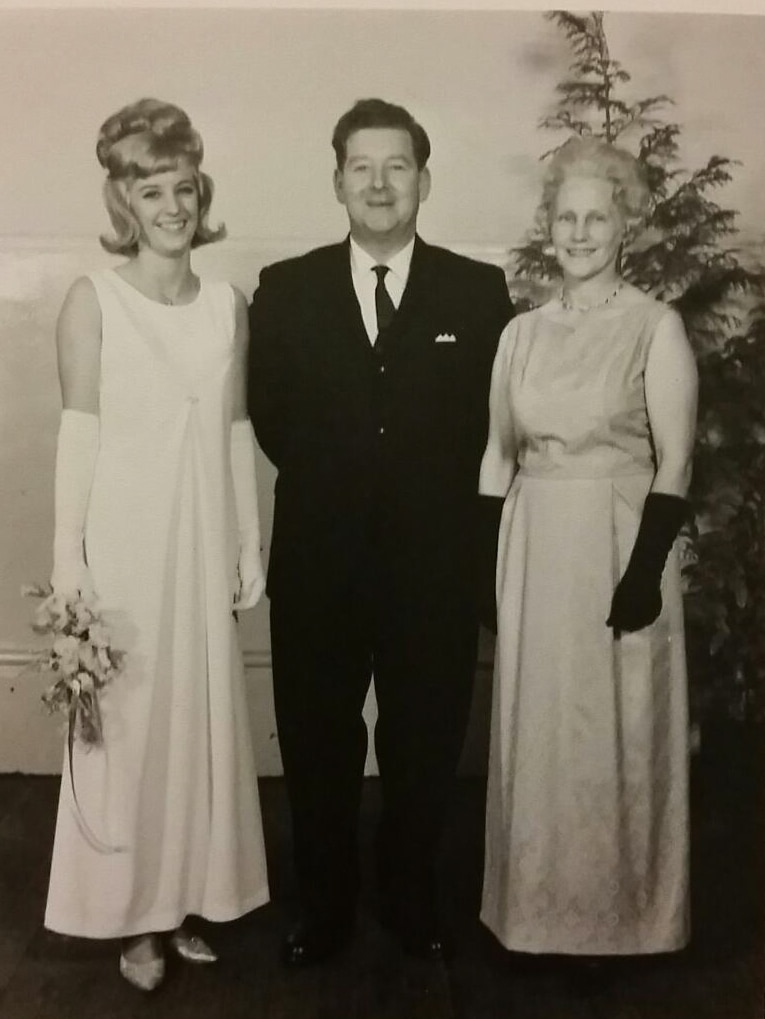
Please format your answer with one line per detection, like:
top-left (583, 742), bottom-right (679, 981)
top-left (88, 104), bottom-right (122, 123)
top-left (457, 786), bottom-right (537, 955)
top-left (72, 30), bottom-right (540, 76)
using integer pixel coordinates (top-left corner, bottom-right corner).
top-left (349, 237), bottom-right (415, 344)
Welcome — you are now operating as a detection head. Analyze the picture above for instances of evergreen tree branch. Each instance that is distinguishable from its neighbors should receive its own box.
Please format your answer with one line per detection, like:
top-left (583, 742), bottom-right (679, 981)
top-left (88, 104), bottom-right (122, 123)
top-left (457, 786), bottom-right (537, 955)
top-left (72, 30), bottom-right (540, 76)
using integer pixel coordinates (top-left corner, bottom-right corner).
top-left (520, 9), bottom-right (765, 719)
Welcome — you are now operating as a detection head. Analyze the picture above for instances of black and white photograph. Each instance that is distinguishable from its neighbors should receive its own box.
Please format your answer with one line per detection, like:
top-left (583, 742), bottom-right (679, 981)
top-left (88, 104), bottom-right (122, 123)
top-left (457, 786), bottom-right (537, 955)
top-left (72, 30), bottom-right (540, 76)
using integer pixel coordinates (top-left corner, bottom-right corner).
top-left (0, 2), bottom-right (763, 1017)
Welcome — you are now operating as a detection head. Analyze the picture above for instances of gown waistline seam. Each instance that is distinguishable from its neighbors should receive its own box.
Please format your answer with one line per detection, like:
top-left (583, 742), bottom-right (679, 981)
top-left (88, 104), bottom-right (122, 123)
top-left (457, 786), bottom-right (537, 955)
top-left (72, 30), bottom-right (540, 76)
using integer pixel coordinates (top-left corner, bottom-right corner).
top-left (517, 469), bottom-right (654, 481)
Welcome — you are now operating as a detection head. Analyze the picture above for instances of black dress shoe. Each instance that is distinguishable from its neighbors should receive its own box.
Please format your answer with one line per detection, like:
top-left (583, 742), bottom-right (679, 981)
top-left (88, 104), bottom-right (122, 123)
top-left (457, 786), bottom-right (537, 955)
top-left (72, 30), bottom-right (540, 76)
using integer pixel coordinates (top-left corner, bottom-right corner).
top-left (281, 918), bottom-right (354, 969)
top-left (397, 928), bottom-right (449, 962)
top-left (378, 902), bottom-right (450, 961)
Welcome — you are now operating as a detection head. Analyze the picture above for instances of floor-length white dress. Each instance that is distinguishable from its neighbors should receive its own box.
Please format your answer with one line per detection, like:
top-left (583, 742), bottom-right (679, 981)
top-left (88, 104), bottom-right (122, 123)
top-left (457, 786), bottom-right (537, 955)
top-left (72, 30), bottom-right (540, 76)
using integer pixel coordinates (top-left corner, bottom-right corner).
top-left (45, 268), bottom-right (269, 938)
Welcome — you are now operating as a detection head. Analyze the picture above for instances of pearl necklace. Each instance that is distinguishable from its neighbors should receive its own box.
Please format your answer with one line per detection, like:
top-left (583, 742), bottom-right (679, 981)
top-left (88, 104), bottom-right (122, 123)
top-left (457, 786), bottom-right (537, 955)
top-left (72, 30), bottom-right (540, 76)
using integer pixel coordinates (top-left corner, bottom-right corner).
top-left (559, 281), bottom-right (623, 312)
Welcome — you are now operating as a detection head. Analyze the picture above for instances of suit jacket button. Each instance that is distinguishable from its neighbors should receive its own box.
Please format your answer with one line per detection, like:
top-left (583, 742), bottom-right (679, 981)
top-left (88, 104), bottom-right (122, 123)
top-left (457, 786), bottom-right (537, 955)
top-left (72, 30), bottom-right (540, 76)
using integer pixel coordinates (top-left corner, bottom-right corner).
top-left (378, 426), bottom-right (385, 435)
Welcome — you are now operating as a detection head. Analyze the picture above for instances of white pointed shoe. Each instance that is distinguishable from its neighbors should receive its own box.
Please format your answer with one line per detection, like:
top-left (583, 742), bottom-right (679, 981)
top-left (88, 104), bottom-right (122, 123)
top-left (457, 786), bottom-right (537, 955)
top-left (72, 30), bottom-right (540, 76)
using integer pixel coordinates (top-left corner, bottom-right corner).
top-left (119, 950), bottom-right (165, 991)
top-left (169, 929), bottom-right (218, 964)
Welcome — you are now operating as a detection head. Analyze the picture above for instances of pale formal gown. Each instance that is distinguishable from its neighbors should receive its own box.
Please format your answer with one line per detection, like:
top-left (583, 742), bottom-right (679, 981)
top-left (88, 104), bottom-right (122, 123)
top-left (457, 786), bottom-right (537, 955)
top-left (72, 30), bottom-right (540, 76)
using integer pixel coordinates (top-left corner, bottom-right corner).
top-left (480, 292), bottom-right (690, 955)
top-left (45, 268), bottom-right (269, 938)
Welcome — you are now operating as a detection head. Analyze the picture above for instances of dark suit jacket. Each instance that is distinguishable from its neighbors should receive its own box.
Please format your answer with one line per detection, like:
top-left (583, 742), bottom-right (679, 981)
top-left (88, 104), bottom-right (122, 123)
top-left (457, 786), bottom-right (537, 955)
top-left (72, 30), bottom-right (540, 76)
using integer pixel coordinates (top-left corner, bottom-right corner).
top-left (248, 236), bottom-right (513, 603)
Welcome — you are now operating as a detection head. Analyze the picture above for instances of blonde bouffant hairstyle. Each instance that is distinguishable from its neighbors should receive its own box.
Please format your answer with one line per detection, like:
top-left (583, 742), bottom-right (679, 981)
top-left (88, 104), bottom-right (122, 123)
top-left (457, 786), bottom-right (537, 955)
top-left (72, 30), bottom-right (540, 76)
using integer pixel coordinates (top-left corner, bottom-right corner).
top-left (96, 98), bottom-right (225, 256)
top-left (538, 135), bottom-right (651, 241)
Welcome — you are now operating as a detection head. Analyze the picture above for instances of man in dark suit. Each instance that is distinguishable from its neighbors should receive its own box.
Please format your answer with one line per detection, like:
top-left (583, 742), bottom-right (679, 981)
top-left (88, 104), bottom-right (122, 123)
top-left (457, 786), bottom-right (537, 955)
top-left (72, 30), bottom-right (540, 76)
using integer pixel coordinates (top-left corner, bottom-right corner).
top-left (248, 98), bottom-right (513, 967)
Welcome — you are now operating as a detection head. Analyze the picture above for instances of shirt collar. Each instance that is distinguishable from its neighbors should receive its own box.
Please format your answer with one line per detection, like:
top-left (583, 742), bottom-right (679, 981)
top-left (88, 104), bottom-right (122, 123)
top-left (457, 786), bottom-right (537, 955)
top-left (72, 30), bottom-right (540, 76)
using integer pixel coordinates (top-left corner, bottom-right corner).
top-left (349, 236), bottom-right (416, 285)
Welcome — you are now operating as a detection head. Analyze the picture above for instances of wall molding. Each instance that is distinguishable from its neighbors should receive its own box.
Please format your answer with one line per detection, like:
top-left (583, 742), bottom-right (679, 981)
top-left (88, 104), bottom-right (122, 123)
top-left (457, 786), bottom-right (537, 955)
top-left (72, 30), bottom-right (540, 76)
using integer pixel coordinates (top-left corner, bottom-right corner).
top-left (0, 648), bottom-right (272, 671)
top-left (1, 645), bottom-right (493, 775)
top-left (0, 647), bottom-right (494, 672)
top-left (0, 234), bottom-right (510, 268)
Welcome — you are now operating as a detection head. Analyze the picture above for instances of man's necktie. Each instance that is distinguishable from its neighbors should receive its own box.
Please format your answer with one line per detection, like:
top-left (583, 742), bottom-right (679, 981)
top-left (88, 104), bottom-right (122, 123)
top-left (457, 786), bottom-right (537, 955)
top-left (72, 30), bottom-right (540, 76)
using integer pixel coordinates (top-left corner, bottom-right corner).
top-left (373, 265), bottom-right (396, 334)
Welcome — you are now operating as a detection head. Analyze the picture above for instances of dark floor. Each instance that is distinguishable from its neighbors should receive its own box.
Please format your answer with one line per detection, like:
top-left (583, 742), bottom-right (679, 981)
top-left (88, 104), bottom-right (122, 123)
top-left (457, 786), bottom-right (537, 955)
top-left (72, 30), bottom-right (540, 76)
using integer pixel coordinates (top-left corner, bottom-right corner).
top-left (0, 721), bottom-right (763, 1019)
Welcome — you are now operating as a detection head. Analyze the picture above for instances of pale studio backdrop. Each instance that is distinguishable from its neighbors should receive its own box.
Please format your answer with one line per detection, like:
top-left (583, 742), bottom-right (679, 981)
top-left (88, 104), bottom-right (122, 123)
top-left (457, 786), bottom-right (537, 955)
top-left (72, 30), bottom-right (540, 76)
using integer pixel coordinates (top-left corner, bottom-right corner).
top-left (1, 6), bottom-right (764, 773)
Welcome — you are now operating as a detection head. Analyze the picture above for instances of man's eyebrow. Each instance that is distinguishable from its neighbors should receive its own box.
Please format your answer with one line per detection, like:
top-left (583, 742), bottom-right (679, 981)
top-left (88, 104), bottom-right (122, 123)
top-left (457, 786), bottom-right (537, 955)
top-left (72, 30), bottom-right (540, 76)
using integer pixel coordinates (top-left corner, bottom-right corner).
top-left (346, 153), bottom-right (413, 163)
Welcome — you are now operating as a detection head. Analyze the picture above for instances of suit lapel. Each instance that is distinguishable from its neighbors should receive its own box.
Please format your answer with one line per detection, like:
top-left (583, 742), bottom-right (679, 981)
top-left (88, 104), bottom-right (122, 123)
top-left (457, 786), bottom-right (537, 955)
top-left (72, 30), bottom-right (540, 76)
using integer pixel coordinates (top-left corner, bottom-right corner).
top-left (381, 235), bottom-right (436, 348)
top-left (322, 239), bottom-right (370, 348)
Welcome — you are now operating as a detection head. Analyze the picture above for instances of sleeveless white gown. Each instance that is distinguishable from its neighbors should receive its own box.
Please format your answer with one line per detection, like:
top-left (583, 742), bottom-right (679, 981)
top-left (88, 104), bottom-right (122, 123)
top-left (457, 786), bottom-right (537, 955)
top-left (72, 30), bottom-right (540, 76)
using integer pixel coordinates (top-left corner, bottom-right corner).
top-left (44, 268), bottom-right (269, 938)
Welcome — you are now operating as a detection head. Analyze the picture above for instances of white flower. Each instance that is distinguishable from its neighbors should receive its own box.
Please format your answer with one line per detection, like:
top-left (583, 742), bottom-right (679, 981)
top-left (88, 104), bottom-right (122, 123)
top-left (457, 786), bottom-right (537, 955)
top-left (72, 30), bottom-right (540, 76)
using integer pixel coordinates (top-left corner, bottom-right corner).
top-left (77, 671), bottom-right (94, 694)
top-left (33, 593), bottom-right (66, 631)
top-left (78, 643), bottom-right (98, 672)
top-left (96, 646), bottom-right (113, 673)
top-left (73, 602), bottom-right (96, 634)
top-left (53, 634), bottom-right (81, 675)
top-left (88, 622), bottom-right (110, 648)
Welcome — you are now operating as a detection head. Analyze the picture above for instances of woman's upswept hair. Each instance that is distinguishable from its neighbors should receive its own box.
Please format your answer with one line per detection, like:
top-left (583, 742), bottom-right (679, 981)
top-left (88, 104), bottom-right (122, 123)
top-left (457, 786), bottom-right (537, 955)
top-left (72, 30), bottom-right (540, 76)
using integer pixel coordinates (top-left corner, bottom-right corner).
top-left (96, 98), bottom-right (225, 256)
top-left (537, 135), bottom-right (651, 239)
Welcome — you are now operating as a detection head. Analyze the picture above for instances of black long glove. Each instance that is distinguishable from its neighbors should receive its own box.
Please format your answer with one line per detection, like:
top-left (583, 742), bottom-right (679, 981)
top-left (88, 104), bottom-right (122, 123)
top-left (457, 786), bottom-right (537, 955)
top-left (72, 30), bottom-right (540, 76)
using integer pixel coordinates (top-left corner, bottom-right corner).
top-left (606, 492), bottom-right (690, 635)
top-left (475, 495), bottom-right (505, 634)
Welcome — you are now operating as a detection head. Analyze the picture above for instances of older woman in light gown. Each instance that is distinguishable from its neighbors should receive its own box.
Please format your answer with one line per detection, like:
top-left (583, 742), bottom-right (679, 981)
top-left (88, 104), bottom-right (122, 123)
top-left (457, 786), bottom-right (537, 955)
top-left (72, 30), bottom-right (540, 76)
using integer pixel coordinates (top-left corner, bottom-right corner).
top-left (479, 136), bottom-right (697, 961)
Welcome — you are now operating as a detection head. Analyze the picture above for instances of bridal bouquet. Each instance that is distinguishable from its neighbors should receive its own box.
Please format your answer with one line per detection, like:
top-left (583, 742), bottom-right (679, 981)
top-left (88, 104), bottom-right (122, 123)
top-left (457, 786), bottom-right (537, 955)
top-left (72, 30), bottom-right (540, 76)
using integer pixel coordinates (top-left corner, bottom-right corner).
top-left (22, 583), bottom-right (125, 747)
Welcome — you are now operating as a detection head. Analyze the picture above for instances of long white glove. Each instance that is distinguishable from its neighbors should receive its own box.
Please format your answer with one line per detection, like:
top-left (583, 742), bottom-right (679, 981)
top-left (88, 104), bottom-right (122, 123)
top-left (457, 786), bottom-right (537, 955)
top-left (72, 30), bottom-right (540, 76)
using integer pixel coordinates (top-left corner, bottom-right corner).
top-left (231, 418), bottom-right (265, 611)
top-left (51, 409), bottom-right (99, 600)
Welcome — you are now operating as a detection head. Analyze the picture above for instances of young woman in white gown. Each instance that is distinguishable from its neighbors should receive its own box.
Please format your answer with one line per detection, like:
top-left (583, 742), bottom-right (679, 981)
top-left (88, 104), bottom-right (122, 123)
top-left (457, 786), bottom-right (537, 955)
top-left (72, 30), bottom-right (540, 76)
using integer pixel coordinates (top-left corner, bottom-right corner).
top-left (44, 98), bottom-right (269, 990)
top-left (479, 137), bottom-right (697, 962)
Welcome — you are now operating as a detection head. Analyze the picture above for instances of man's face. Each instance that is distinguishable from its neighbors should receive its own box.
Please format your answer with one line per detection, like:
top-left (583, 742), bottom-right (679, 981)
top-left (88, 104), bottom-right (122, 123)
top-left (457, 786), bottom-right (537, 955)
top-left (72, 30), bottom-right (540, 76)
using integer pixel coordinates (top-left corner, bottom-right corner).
top-left (333, 128), bottom-right (430, 248)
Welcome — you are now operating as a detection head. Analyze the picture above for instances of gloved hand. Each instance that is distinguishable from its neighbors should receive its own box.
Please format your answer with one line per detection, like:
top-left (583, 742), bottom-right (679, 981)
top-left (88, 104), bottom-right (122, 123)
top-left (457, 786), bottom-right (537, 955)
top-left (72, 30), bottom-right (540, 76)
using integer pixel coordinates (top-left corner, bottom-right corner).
top-left (52, 561), bottom-right (97, 603)
top-left (231, 418), bottom-right (265, 611)
top-left (51, 409), bottom-right (99, 602)
top-left (475, 494), bottom-right (505, 634)
top-left (607, 492), bottom-right (689, 635)
top-left (234, 545), bottom-right (266, 611)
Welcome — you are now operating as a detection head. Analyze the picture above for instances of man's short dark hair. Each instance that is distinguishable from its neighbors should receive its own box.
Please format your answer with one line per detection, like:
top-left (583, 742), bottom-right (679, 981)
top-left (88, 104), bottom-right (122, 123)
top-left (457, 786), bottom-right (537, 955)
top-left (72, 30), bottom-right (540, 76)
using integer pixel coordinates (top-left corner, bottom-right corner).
top-left (332, 98), bottom-right (431, 170)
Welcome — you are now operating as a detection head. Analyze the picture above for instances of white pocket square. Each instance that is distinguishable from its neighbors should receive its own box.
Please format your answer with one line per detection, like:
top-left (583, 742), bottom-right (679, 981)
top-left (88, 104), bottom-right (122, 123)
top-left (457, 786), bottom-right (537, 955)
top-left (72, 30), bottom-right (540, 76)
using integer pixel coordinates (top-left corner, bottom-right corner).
top-left (434, 333), bottom-right (457, 343)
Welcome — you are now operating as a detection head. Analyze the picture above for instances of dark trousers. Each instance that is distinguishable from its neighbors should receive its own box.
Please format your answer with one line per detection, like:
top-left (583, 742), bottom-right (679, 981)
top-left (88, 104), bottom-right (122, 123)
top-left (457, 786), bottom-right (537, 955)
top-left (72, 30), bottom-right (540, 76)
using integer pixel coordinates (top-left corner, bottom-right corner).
top-left (269, 550), bottom-right (478, 930)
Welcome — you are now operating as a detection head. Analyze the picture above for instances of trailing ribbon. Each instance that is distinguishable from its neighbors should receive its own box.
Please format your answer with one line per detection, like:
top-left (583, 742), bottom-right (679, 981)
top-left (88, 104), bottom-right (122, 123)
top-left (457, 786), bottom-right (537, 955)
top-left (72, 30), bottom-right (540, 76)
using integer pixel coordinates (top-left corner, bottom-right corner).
top-left (67, 688), bottom-right (125, 854)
